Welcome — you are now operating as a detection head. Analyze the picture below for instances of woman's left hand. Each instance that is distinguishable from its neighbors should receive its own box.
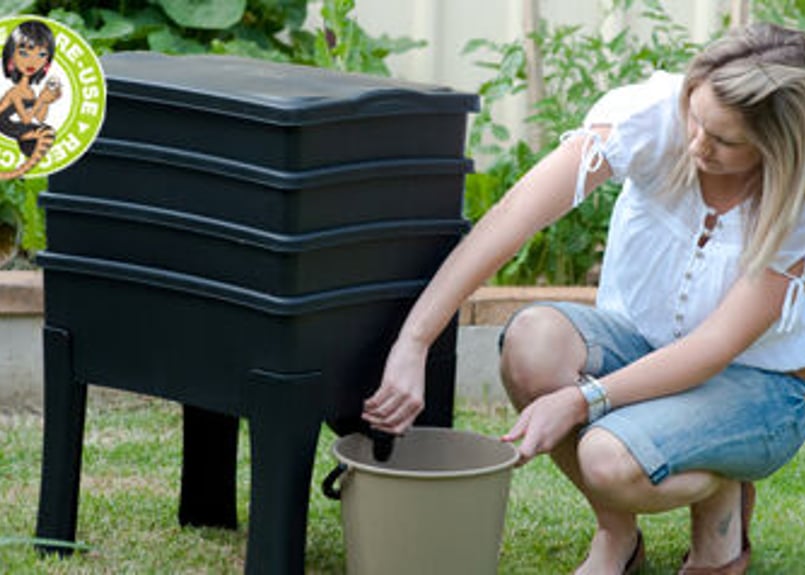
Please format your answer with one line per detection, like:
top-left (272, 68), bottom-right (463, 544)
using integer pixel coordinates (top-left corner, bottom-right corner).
top-left (501, 386), bottom-right (587, 465)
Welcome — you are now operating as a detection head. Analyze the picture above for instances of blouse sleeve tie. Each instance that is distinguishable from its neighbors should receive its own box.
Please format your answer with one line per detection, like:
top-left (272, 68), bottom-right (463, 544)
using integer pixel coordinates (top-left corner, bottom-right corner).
top-left (560, 129), bottom-right (606, 207)
top-left (779, 271), bottom-right (804, 333)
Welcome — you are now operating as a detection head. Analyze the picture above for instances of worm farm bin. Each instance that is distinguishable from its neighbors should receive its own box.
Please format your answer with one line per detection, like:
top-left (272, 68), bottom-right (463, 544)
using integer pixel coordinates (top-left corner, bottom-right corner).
top-left (36, 51), bottom-right (478, 575)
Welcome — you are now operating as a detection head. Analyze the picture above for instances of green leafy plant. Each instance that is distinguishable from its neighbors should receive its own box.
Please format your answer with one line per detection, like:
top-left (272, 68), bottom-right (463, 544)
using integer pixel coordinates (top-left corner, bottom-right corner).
top-left (1, 0), bottom-right (424, 81)
top-left (464, 0), bottom-right (702, 285)
top-left (752, 0), bottom-right (805, 28)
top-left (0, 0), bottom-right (424, 266)
top-left (312, 0), bottom-right (425, 75)
top-left (0, 178), bottom-right (46, 268)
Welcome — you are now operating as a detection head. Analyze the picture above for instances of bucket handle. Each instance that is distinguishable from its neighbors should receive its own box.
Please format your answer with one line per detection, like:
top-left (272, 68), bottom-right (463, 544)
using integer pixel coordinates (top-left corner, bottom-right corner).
top-left (321, 462), bottom-right (348, 500)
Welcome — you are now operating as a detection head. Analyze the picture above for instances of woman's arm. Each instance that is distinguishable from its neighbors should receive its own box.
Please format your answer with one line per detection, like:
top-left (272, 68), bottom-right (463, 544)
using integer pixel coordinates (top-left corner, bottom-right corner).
top-left (32, 82), bottom-right (60, 122)
top-left (6, 85), bottom-right (59, 125)
top-left (362, 129), bottom-right (613, 433)
top-left (10, 90), bottom-right (35, 124)
top-left (603, 261), bottom-right (802, 406)
top-left (0, 90), bottom-right (13, 115)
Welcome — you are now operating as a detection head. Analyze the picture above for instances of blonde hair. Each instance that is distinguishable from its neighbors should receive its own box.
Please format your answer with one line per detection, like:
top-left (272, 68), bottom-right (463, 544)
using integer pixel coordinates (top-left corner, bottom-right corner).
top-left (666, 23), bottom-right (805, 275)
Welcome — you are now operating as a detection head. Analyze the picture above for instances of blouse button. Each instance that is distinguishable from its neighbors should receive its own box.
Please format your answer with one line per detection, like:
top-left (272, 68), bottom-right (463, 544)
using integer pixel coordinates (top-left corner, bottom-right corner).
top-left (675, 313), bottom-right (684, 322)
top-left (695, 250), bottom-right (705, 260)
top-left (680, 293), bottom-right (688, 302)
top-left (684, 271), bottom-right (693, 280)
top-left (673, 329), bottom-right (683, 338)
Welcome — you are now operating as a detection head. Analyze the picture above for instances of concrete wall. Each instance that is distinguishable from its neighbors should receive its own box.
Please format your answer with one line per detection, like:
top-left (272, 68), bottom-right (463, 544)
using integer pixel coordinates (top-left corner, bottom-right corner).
top-left (0, 315), bottom-right (43, 411)
top-left (348, 0), bottom-right (730, 86)
top-left (456, 286), bottom-right (596, 402)
top-left (0, 272), bottom-right (43, 412)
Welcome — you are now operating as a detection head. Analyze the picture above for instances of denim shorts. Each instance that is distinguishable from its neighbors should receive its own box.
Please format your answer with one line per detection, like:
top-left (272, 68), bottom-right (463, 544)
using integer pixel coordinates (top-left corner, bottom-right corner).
top-left (500, 301), bottom-right (805, 485)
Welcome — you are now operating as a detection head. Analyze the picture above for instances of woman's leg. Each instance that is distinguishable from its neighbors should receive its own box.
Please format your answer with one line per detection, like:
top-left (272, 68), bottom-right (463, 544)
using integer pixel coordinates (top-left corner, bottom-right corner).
top-left (499, 305), bottom-right (745, 572)
top-left (578, 429), bottom-right (744, 568)
top-left (500, 306), bottom-right (642, 573)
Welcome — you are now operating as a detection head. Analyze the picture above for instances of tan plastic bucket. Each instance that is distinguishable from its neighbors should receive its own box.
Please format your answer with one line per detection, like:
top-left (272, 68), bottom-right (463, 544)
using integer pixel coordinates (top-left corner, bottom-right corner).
top-left (323, 427), bottom-right (519, 575)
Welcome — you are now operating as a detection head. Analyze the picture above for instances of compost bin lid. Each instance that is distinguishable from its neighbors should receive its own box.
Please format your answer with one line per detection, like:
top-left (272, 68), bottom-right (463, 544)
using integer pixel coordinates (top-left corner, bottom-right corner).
top-left (101, 52), bottom-right (480, 126)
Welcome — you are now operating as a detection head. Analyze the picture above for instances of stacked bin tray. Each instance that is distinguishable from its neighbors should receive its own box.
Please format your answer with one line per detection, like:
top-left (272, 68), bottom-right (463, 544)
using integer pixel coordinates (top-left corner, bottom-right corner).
top-left (49, 138), bottom-right (473, 233)
top-left (37, 251), bottom-right (455, 421)
top-left (41, 192), bottom-right (469, 296)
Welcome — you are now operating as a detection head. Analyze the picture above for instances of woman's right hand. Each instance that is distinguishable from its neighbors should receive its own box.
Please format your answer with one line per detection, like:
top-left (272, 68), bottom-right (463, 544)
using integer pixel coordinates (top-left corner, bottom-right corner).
top-left (361, 335), bottom-right (429, 435)
top-left (40, 78), bottom-right (61, 104)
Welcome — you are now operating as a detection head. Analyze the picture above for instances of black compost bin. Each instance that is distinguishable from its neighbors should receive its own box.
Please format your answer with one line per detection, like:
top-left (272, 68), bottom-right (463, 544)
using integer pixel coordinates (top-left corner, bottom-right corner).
top-left (36, 52), bottom-right (478, 575)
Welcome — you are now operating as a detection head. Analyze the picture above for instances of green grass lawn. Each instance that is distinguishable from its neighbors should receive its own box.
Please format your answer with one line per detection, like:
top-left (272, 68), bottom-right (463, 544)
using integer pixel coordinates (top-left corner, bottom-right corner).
top-left (1, 390), bottom-right (804, 573)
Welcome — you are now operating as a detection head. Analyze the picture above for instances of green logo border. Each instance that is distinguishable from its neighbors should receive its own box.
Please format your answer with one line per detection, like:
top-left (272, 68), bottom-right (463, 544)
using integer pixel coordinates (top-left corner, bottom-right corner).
top-left (0, 15), bottom-right (106, 179)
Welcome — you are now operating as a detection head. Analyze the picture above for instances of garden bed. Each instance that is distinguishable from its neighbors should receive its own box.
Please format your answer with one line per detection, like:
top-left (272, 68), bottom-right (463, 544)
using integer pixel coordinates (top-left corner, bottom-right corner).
top-left (459, 285), bottom-right (597, 325)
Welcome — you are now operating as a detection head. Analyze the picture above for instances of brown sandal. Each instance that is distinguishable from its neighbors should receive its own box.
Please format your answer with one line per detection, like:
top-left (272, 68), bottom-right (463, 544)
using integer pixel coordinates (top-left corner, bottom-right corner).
top-left (678, 482), bottom-right (756, 575)
top-left (624, 528), bottom-right (646, 574)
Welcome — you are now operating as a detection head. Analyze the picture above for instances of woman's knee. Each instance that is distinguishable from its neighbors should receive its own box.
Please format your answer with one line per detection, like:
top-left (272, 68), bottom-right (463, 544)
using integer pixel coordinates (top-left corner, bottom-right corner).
top-left (499, 306), bottom-right (587, 405)
top-left (577, 428), bottom-right (645, 495)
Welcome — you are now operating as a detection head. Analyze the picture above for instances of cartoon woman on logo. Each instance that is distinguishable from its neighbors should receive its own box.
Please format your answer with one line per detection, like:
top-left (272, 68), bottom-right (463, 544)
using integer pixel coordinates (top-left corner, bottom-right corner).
top-left (0, 20), bottom-right (61, 179)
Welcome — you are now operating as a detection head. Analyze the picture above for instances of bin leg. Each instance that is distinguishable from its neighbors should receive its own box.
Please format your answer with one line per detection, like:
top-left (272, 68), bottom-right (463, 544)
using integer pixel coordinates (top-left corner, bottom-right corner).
top-left (418, 351), bottom-right (457, 428)
top-left (179, 404), bottom-right (239, 529)
top-left (417, 316), bottom-right (458, 428)
top-left (35, 325), bottom-right (87, 555)
top-left (244, 369), bottom-right (323, 575)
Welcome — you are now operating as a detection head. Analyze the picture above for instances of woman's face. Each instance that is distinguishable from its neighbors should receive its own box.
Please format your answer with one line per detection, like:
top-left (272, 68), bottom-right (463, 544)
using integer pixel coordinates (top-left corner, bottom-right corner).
top-left (686, 81), bottom-right (762, 177)
top-left (12, 40), bottom-right (49, 78)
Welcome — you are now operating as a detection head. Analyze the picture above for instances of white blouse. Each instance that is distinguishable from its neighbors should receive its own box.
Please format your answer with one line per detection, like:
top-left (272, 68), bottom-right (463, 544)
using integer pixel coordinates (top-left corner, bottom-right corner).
top-left (569, 71), bottom-right (805, 371)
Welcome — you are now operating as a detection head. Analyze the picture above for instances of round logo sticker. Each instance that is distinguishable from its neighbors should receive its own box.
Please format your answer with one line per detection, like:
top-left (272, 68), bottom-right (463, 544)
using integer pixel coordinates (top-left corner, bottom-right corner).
top-left (0, 15), bottom-right (105, 179)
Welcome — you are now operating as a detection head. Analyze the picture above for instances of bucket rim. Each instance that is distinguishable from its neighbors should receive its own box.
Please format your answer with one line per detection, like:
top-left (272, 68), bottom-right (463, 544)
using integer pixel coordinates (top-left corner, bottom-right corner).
top-left (332, 427), bottom-right (520, 480)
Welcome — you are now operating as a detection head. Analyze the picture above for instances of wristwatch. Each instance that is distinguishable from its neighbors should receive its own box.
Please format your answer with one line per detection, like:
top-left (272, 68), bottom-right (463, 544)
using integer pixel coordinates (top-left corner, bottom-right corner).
top-left (576, 373), bottom-right (611, 423)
